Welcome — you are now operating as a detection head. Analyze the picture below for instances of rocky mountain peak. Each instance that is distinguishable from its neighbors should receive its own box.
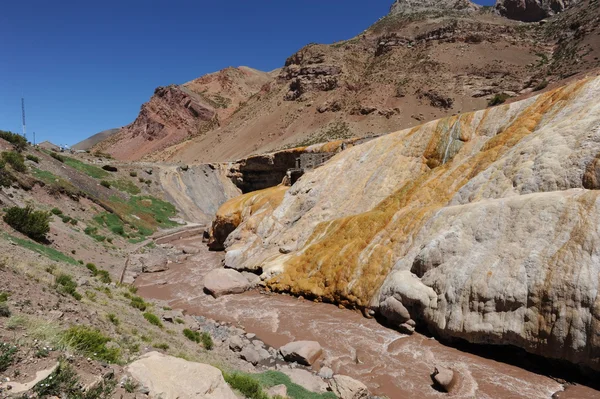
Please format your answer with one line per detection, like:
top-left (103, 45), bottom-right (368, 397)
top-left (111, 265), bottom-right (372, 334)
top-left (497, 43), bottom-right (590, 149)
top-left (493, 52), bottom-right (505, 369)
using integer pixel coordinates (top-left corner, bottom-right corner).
top-left (389, 0), bottom-right (480, 14)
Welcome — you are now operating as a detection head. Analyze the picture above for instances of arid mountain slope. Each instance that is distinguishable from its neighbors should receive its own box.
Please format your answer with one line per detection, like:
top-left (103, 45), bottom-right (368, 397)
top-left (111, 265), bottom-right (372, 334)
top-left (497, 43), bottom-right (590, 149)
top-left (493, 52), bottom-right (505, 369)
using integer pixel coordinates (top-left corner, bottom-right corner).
top-left (72, 128), bottom-right (120, 150)
top-left (92, 0), bottom-right (600, 164)
top-left (93, 66), bottom-right (273, 160)
top-left (213, 75), bottom-right (600, 371)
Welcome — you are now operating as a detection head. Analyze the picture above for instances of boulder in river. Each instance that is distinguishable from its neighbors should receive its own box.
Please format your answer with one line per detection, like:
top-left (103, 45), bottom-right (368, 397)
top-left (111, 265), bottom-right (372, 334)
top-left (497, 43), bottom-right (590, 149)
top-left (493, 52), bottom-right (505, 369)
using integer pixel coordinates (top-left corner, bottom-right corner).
top-left (203, 268), bottom-right (250, 297)
top-left (126, 351), bottom-right (237, 399)
top-left (431, 366), bottom-right (457, 393)
top-left (280, 340), bottom-right (323, 366)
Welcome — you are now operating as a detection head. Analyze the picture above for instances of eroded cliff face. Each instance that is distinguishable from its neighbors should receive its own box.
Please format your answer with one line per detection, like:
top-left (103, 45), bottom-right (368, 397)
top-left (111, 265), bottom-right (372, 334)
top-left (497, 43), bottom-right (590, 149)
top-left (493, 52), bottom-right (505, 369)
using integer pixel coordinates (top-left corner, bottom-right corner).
top-left (496, 0), bottom-right (579, 21)
top-left (215, 76), bottom-right (600, 370)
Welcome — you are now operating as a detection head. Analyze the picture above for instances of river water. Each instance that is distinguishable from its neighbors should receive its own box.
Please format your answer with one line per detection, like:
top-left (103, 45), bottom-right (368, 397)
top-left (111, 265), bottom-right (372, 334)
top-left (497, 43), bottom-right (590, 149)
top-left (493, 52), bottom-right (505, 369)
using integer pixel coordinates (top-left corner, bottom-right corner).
top-left (135, 237), bottom-right (599, 399)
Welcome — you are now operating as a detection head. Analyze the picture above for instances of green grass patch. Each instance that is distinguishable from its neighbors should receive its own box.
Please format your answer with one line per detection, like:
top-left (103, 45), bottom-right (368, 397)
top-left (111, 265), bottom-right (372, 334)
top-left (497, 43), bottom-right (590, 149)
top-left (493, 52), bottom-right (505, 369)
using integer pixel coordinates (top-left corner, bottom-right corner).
top-left (62, 156), bottom-right (109, 179)
top-left (129, 295), bottom-right (149, 311)
top-left (0, 342), bottom-right (18, 372)
top-left (26, 154), bottom-right (40, 163)
top-left (56, 274), bottom-right (82, 300)
top-left (107, 195), bottom-right (179, 235)
top-left (63, 326), bottom-right (120, 363)
top-left (93, 212), bottom-right (126, 236)
top-left (143, 312), bottom-right (163, 328)
top-left (253, 371), bottom-right (337, 399)
top-left (110, 179), bottom-right (141, 195)
top-left (2, 151), bottom-right (27, 172)
top-left (2, 232), bottom-right (78, 265)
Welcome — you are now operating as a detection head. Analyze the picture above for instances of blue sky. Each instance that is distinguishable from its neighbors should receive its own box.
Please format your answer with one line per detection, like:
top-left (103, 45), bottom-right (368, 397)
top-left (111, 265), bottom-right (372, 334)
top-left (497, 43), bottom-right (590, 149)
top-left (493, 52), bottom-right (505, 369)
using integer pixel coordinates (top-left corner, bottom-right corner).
top-left (0, 0), bottom-right (495, 145)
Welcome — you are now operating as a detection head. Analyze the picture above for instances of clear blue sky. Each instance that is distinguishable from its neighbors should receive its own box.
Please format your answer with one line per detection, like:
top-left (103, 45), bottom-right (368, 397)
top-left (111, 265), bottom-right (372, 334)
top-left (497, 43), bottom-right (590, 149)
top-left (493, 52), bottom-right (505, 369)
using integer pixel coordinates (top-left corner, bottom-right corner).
top-left (0, 0), bottom-right (495, 146)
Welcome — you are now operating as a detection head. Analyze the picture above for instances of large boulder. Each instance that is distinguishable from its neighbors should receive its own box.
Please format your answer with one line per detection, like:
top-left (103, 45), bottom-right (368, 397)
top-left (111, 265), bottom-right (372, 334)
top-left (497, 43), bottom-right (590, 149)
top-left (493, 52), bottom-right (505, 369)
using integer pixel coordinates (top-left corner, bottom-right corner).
top-left (203, 268), bottom-right (250, 298)
top-left (431, 366), bottom-right (457, 393)
top-left (495, 0), bottom-right (577, 22)
top-left (328, 375), bottom-right (369, 399)
top-left (125, 351), bottom-right (237, 399)
top-left (279, 341), bottom-right (323, 366)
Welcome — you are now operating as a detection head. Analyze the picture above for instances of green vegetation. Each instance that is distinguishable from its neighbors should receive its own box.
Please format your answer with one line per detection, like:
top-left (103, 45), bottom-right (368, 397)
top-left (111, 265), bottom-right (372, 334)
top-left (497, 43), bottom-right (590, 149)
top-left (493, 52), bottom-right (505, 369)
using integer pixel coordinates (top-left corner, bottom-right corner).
top-left (143, 312), bottom-right (163, 328)
top-left (100, 180), bottom-right (111, 188)
top-left (225, 371), bottom-right (337, 399)
top-left (3, 232), bottom-right (79, 265)
top-left (63, 326), bottom-right (120, 363)
top-left (86, 263), bottom-right (111, 283)
top-left (154, 342), bottom-right (169, 350)
top-left (106, 195), bottom-right (179, 238)
top-left (0, 130), bottom-right (28, 151)
top-left (86, 262), bottom-right (98, 274)
top-left (182, 329), bottom-right (213, 350)
top-left (56, 273), bottom-right (83, 300)
top-left (183, 328), bottom-right (201, 343)
top-left (31, 167), bottom-right (82, 199)
top-left (129, 171), bottom-right (137, 177)
top-left (93, 212), bottom-right (126, 236)
top-left (107, 313), bottom-right (120, 326)
top-left (3, 205), bottom-right (50, 241)
top-left (0, 342), bottom-right (18, 372)
top-left (128, 294), bottom-right (149, 311)
top-left (84, 226), bottom-right (107, 242)
top-left (26, 154), bottom-right (40, 163)
top-left (109, 178), bottom-right (141, 195)
top-left (175, 318), bottom-right (185, 324)
top-left (62, 156), bottom-right (109, 178)
top-left (2, 151), bottom-right (27, 172)
top-left (49, 152), bottom-right (65, 163)
top-left (202, 332), bottom-right (214, 350)
top-left (51, 207), bottom-right (63, 215)
top-left (0, 292), bottom-right (9, 317)
top-left (33, 360), bottom-right (116, 398)
top-left (0, 160), bottom-right (15, 187)
top-left (123, 377), bottom-right (139, 393)
top-left (488, 93), bottom-right (511, 106)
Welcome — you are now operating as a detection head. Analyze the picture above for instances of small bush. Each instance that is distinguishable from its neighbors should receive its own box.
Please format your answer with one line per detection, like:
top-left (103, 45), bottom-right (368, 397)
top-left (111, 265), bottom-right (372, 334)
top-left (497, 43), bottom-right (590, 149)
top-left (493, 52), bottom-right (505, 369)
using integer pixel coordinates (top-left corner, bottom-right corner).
top-left (0, 303), bottom-right (9, 317)
top-left (488, 93), bottom-right (511, 106)
top-left (50, 152), bottom-right (65, 163)
top-left (35, 347), bottom-right (50, 358)
top-left (100, 180), bottom-right (111, 188)
top-left (97, 270), bottom-right (111, 284)
top-left (129, 171), bottom-right (137, 177)
top-left (224, 373), bottom-right (268, 399)
top-left (154, 343), bottom-right (169, 350)
top-left (107, 313), bottom-right (120, 326)
top-left (0, 342), bottom-right (18, 372)
top-left (55, 273), bottom-right (82, 300)
top-left (175, 317), bottom-right (185, 324)
top-left (129, 295), bottom-right (148, 311)
top-left (0, 130), bottom-right (27, 151)
top-left (143, 312), bottom-right (162, 328)
top-left (51, 207), bottom-right (63, 215)
top-left (2, 151), bottom-right (27, 172)
top-left (26, 154), bottom-right (40, 163)
top-left (201, 332), bottom-right (213, 350)
top-left (86, 263), bottom-right (98, 275)
top-left (0, 292), bottom-right (8, 302)
top-left (3, 205), bottom-right (50, 241)
top-left (183, 328), bottom-right (201, 343)
top-left (63, 326), bottom-right (120, 363)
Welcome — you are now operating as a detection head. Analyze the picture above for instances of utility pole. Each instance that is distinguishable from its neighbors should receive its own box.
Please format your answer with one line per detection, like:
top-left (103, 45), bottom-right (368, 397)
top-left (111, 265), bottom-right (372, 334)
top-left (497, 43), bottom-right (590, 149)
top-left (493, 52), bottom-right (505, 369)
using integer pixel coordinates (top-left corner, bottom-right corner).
top-left (21, 98), bottom-right (26, 140)
top-left (33, 131), bottom-right (36, 146)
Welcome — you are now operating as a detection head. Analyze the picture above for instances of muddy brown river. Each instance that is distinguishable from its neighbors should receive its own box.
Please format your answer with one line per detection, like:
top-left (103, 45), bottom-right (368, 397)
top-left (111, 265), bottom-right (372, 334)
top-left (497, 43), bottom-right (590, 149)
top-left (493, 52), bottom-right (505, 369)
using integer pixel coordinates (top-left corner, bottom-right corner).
top-left (136, 237), bottom-right (599, 399)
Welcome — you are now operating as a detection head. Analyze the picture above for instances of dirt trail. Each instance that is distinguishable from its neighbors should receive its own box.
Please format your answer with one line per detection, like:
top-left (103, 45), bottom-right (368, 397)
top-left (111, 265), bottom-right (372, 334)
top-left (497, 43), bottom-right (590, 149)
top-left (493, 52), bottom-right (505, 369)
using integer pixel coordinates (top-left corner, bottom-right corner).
top-left (135, 237), bottom-right (600, 399)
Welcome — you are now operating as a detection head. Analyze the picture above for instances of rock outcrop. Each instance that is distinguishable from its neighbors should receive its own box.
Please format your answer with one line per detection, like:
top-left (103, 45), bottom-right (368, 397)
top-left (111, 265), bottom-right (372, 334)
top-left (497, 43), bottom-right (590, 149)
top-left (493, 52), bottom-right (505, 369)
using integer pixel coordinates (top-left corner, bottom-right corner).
top-left (126, 351), bottom-right (237, 399)
top-left (213, 76), bottom-right (600, 371)
top-left (389, 0), bottom-right (480, 14)
top-left (279, 341), bottom-right (323, 366)
top-left (496, 0), bottom-right (578, 21)
top-left (328, 375), bottom-right (370, 399)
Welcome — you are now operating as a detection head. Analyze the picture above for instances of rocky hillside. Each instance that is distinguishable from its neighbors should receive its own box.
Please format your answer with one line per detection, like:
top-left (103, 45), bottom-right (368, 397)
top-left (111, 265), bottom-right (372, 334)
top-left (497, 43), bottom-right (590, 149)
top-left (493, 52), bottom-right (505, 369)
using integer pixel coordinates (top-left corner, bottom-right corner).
top-left (90, 0), bottom-right (600, 164)
top-left (211, 75), bottom-right (600, 372)
top-left (72, 128), bottom-right (120, 151)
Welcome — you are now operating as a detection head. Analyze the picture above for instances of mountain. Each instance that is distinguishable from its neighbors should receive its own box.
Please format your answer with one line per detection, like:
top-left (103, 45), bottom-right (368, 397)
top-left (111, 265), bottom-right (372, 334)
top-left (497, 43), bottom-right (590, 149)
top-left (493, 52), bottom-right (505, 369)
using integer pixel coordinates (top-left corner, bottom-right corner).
top-left (91, 0), bottom-right (600, 164)
top-left (72, 128), bottom-right (120, 150)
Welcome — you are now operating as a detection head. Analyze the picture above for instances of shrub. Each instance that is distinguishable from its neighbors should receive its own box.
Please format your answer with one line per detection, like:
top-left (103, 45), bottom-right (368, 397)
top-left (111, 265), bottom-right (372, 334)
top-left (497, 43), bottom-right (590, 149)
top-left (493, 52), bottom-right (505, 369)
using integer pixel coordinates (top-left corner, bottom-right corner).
top-left (175, 317), bottom-right (185, 324)
top-left (86, 263), bottom-right (98, 275)
top-left (129, 295), bottom-right (148, 311)
top-left (50, 152), bottom-right (65, 163)
top-left (0, 292), bottom-right (8, 302)
top-left (129, 171), bottom-right (137, 177)
top-left (107, 313), bottom-right (119, 326)
top-left (3, 205), bottom-right (50, 241)
top-left (97, 270), bottom-right (111, 284)
top-left (0, 130), bottom-right (27, 151)
top-left (143, 312), bottom-right (162, 328)
top-left (0, 161), bottom-right (15, 187)
top-left (0, 302), bottom-right (10, 317)
top-left (201, 332), bottom-right (213, 350)
top-left (2, 151), bottom-right (27, 172)
top-left (100, 180), bottom-right (111, 188)
top-left (56, 274), bottom-right (82, 300)
top-left (51, 207), bottom-right (63, 215)
top-left (0, 342), bottom-right (18, 372)
top-left (63, 326), bottom-right (120, 363)
top-left (488, 93), bottom-right (511, 106)
top-left (183, 328), bottom-right (201, 343)
top-left (26, 154), bottom-right (40, 163)
top-left (154, 343), bottom-right (169, 350)
top-left (223, 373), bottom-right (268, 399)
